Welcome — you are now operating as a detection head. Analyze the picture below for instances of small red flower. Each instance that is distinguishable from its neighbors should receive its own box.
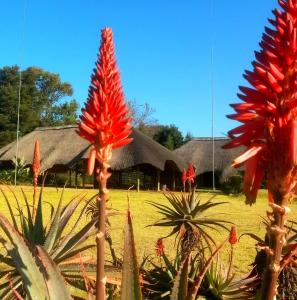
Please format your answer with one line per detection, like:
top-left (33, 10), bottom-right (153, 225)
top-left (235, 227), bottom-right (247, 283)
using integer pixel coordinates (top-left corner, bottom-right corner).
top-left (229, 225), bottom-right (237, 245)
top-left (77, 28), bottom-right (133, 175)
top-left (224, 0), bottom-right (297, 204)
top-left (32, 141), bottom-right (40, 186)
top-left (155, 238), bottom-right (165, 256)
top-left (187, 164), bottom-right (196, 184)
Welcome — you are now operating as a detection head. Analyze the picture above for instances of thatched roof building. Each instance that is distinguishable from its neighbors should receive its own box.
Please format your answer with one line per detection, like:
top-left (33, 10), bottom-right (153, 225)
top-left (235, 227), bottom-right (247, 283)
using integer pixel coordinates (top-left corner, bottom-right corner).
top-left (0, 126), bottom-right (186, 190)
top-left (174, 138), bottom-right (243, 187)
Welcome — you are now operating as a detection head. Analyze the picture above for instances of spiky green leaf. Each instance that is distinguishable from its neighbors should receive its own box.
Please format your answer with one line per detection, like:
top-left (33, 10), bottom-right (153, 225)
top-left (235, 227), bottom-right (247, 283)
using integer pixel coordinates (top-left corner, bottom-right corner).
top-left (0, 213), bottom-right (49, 300)
top-left (121, 209), bottom-right (142, 300)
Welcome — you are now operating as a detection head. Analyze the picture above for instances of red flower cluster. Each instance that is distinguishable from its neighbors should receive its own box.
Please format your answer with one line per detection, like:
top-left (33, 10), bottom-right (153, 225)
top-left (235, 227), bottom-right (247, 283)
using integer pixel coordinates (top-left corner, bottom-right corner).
top-left (155, 238), bottom-right (165, 257)
top-left (77, 28), bottom-right (133, 175)
top-left (182, 164), bottom-right (196, 188)
top-left (187, 164), bottom-right (196, 183)
top-left (225, 0), bottom-right (297, 204)
top-left (229, 225), bottom-right (238, 245)
top-left (32, 140), bottom-right (40, 185)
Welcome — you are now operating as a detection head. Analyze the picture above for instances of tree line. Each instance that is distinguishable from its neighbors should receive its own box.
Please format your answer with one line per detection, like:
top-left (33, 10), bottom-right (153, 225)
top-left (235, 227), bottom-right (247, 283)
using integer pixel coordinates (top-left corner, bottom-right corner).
top-left (0, 65), bottom-right (192, 149)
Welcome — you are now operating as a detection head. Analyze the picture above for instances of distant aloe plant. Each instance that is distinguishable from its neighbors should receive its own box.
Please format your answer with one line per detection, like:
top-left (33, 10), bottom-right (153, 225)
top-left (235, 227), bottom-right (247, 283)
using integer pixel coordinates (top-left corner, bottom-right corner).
top-left (148, 190), bottom-right (230, 254)
top-left (202, 256), bottom-right (258, 299)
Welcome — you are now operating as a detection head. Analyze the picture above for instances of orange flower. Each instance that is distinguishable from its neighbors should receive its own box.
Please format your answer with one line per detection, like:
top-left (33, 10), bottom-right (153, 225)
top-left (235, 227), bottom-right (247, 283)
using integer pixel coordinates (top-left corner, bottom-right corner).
top-left (224, 1), bottom-right (297, 204)
top-left (187, 164), bottom-right (196, 184)
top-left (32, 140), bottom-right (40, 185)
top-left (229, 225), bottom-right (237, 245)
top-left (155, 238), bottom-right (165, 256)
top-left (77, 28), bottom-right (133, 175)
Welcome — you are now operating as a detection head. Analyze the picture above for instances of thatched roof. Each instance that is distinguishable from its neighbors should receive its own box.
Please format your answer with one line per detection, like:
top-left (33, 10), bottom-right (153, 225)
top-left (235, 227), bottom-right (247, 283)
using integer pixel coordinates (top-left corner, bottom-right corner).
top-left (174, 138), bottom-right (244, 180)
top-left (0, 126), bottom-right (186, 172)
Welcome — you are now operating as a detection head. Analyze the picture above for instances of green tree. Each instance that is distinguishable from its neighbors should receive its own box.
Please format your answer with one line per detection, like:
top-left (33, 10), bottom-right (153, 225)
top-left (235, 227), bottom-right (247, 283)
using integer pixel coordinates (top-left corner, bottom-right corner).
top-left (153, 124), bottom-right (184, 150)
top-left (0, 66), bottom-right (78, 147)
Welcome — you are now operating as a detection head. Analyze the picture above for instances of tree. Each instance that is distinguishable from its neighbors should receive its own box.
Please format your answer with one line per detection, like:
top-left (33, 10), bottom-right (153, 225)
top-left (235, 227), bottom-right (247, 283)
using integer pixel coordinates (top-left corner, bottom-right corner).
top-left (153, 124), bottom-right (184, 150)
top-left (0, 66), bottom-right (78, 147)
top-left (127, 100), bottom-right (158, 128)
top-left (184, 131), bottom-right (193, 144)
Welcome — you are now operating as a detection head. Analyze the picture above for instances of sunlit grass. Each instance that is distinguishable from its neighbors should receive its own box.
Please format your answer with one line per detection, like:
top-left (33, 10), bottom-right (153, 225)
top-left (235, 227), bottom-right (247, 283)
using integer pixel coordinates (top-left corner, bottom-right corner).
top-left (1, 186), bottom-right (296, 275)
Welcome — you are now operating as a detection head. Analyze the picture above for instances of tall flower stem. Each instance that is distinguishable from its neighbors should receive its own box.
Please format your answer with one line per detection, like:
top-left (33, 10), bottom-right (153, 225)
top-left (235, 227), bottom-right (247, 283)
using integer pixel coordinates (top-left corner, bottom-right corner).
top-left (261, 197), bottom-right (289, 300)
top-left (96, 164), bottom-right (110, 300)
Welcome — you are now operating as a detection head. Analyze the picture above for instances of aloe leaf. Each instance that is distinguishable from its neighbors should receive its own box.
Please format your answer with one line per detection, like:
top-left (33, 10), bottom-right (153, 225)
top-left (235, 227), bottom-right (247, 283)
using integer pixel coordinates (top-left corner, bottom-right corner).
top-left (0, 277), bottom-right (22, 299)
top-left (5, 185), bottom-right (23, 227)
top-left (36, 246), bottom-right (72, 300)
top-left (54, 219), bottom-right (96, 260)
top-left (68, 284), bottom-right (93, 299)
top-left (57, 193), bottom-right (88, 236)
top-left (55, 244), bottom-right (95, 264)
top-left (121, 209), bottom-right (142, 300)
top-left (51, 199), bottom-right (96, 259)
top-left (0, 213), bottom-right (49, 300)
top-left (186, 238), bottom-right (228, 300)
top-left (239, 233), bottom-right (265, 244)
top-left (20, 188), bottom-right (34, 234)
top-left (44, 188), bottom-right (65, 252)
top-left (170, 255), bottom-right (190, 300)
top-left (0, 187), bottom-right (18, 231)
top-left (33, 186), bottom-right (45, 245)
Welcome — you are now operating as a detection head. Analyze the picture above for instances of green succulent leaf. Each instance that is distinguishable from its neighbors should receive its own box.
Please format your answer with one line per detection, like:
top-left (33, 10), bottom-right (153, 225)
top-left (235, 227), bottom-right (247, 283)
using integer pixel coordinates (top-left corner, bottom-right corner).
top-left (36, 246), bottom-right (72, 300)
top-left (0, 213), bottom-right (50, 300)
top-left (33, 186), bottom-right (45, 245)
top-left (121, 209), bottom-right (142, 300)
top-left (170, 255), bottom-right (190, 300)
top-left (0, 187), bottom-right (19, 231)
top-left (44, 188), bottom-right (65, 252)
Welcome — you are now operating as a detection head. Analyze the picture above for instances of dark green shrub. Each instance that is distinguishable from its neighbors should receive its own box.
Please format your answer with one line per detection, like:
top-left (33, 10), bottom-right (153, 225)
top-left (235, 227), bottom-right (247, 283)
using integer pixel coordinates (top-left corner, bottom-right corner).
top-left (221, 174), bottom-right (243, 195)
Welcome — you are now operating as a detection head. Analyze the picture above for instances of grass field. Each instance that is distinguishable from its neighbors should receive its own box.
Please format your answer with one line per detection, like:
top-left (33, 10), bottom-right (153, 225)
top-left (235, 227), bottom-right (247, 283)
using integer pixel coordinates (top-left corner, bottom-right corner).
top-left (0, 186), bottom-right (296, 276)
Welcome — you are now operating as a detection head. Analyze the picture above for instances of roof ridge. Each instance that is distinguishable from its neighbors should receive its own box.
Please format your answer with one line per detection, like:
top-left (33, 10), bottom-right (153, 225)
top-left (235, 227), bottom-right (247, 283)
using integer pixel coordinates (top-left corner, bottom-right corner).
top-left (190, 137), bottom-right (229, 141)
top-left (34, 125), bottom-right (78, 131)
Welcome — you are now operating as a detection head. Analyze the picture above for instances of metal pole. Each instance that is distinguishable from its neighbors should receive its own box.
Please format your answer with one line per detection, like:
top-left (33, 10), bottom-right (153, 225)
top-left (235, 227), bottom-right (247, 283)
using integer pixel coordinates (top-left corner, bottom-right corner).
top-left (210, 0), bottom-right (215, 191)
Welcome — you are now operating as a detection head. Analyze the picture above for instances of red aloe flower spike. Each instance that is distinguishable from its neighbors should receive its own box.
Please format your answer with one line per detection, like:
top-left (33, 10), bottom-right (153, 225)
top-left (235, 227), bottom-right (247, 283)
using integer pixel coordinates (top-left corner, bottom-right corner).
top-left (187, 164), bottom-right (196, 183)
top-left (155, 239), bottom-right (165, 257)
top-left (229, 225), bottom-right (238, 245)
top-left (187, 163), bottom-right (196, 192)
top-left (225, 1), bottom-right (297, 298)
top-left (77, 28), bottom-right (133, 175)
top-left (77, 28), bottom-right (132, 300)
top-left (32, 140), bottom-right (40, 218)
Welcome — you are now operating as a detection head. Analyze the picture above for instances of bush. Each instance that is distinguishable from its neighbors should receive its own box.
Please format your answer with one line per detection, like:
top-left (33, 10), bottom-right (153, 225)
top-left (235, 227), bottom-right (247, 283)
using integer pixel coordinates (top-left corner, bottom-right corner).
top-left (221, 173), bottom-right (243, 195)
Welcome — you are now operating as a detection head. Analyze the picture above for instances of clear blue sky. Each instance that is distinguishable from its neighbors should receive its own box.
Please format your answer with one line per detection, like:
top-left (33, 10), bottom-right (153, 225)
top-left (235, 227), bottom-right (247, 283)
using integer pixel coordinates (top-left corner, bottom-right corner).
top-left (0, 0), bottom-right (277, 137)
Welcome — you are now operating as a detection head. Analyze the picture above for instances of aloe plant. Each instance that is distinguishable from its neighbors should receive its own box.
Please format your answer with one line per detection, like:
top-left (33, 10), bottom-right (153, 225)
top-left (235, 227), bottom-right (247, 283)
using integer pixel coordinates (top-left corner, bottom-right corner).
top-left (0, 184), bottom-right (97, 299)
top-left (0, 213), bottom-right (72, 300)
top-left (148, 190), bottom-right (230, 253)
top-left (201, 255), bottom-right (258, 299)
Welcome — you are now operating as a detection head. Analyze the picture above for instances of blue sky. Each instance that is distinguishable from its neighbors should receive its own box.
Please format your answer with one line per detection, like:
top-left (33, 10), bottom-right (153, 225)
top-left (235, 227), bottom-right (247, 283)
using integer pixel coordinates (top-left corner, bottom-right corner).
top-left (0, 0), bottom-right (277, 137)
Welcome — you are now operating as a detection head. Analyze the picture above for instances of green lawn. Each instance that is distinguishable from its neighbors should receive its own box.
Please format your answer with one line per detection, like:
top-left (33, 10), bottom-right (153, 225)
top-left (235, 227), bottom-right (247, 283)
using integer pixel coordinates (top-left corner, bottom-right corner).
top-left (0, 186), bottom-right (296, 276)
